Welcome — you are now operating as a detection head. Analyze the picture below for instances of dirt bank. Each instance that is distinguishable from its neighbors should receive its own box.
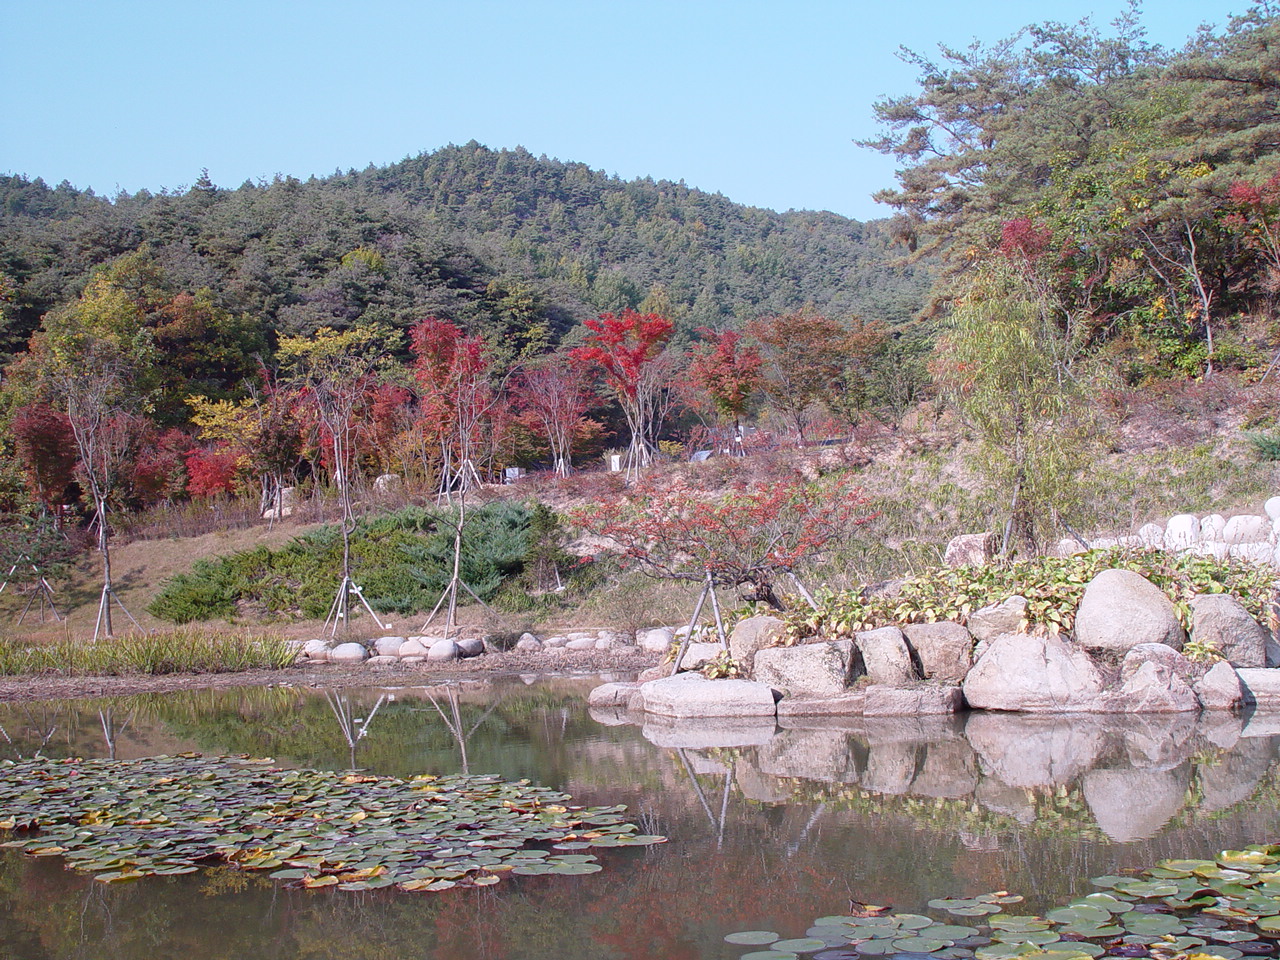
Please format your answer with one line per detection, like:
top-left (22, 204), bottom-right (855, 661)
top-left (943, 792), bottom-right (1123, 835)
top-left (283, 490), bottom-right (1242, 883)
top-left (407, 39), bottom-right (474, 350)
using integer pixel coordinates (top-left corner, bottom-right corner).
top-left (0, 647), bottom-right (658, 704)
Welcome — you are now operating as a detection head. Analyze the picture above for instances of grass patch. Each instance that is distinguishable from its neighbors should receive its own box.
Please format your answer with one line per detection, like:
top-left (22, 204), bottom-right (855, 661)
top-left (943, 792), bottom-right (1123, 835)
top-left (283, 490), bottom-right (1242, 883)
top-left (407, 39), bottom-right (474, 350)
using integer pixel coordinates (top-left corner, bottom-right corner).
top-left (0, 629), bottom-right (297, 676)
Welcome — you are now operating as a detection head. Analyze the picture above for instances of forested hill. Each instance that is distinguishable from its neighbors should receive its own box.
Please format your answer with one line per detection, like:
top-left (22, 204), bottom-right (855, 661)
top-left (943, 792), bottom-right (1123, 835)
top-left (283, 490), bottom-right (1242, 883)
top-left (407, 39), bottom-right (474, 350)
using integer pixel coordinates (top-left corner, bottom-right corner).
top-left (0, 143), bottom-right (927, 358)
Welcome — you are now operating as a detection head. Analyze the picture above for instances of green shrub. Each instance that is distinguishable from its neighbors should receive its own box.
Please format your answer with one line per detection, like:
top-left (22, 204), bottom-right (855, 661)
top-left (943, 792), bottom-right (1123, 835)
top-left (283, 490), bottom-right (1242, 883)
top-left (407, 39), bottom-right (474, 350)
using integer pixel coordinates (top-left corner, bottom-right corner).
top-left (149, 503), bottom-right (538, 624)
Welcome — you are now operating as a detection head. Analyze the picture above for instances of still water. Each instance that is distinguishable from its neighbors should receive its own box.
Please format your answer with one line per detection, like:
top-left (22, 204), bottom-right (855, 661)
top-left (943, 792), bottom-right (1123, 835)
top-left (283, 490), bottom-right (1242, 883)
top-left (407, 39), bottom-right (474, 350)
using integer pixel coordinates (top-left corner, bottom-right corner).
top-left (0, 676), bottom-right (1278, 960)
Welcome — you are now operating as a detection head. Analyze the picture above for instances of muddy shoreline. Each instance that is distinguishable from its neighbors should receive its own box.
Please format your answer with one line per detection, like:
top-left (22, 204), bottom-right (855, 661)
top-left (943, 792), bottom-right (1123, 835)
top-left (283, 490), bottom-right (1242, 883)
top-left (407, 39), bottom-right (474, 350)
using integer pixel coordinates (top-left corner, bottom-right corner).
top-left (0, 648), bottom-right (658, 704)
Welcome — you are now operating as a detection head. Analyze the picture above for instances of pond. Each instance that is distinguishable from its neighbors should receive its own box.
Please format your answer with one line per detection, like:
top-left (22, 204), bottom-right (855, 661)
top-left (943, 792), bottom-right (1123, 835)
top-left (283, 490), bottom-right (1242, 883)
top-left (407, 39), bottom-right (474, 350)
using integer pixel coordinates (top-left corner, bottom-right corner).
top-left (0, 677), bottom-right (1279, 960)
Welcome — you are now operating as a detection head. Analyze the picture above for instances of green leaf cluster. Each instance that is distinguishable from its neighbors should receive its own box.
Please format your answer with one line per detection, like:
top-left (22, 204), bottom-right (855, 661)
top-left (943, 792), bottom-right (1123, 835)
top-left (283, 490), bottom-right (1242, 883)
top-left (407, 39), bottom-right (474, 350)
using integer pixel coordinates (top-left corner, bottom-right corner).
top-left (790, 547), bottom-right (1277, 640)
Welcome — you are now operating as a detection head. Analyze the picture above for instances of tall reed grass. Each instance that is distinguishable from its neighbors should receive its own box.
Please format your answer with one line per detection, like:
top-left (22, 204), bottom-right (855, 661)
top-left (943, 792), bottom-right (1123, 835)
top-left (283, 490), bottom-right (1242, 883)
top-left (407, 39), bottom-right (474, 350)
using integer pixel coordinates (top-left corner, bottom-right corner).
top-left (0, 629), bottom-right (297, 677)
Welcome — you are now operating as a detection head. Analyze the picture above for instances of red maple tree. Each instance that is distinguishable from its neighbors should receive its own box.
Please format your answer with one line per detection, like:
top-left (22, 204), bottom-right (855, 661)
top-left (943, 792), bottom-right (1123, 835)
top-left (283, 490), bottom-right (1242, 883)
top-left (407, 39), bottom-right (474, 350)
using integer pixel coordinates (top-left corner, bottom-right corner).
top-left (572, 473), bottom-right (874, 609)
top-left (570, 309), bottom-right (675, 477)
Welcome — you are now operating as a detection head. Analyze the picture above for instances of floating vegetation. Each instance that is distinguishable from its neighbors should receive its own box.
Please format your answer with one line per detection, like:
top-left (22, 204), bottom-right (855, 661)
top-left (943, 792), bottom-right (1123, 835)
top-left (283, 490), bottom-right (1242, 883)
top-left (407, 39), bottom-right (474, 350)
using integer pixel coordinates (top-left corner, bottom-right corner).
top-left (0, 755), bottom-right (664, 891)
top-left (725, 847), bottom-right (1280, 960)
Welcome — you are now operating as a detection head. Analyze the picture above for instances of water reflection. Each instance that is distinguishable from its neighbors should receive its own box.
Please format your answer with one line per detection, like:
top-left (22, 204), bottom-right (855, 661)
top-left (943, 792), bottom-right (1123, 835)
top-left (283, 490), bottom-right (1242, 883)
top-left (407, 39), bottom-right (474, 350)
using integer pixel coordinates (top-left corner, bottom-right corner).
top-left (0, 684), bottom-right (1278, 959)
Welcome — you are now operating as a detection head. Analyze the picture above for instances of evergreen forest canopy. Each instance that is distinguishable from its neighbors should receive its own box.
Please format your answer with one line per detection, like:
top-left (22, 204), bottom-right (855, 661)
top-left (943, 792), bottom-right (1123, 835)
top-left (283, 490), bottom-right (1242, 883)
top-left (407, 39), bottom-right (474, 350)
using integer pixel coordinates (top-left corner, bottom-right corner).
top-left (863, 1), bottom-right (1280, 380)
top-left (0, 141), bottom-right (925, 368)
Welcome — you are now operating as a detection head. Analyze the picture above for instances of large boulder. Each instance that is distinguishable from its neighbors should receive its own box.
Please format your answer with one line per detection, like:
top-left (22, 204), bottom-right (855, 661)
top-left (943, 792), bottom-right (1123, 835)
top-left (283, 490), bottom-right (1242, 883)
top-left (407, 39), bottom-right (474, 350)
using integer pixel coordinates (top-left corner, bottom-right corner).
top-left (864, 685), bottom-right (965, 716)
top-left (302, 638), bottom-right (332, 661)
top-left (1235, 668), bottom-right (1280, 709)
top-left (329, 642), bottom-right (369, 663)
top-left (673, 641), bottom-right (726, 672)
top-left (587, 682), bottom-right (639, 708)
top-left (373, 636), bottom-right (406, 657)
top-left (753, 640), bottom-right (854, 696)
top-left (1190, 594), bottom-right (1270, 667)
top-left (637, 626), bottom-right (676, 654)
top-left (967, 597), bottom-right (1028, 642)
top-left (638, 672), bottom-right (779, 718)
top-left (1106, 660), bottom-right (1199, 713)
top-left (1223, 514), bottom-right (1271, 545)
top-left (1165, 514), bottom-right (1201, 550)
top-left (854, 626), bottom-right (918, 686)
top-left (776, 690), bottom-right (867, 717)
top-left (944, 532), bottom-right (997, 568)
top-left (902, 622), bottom-right (973, 683)
top-left (1194, 661), bottom-right (1246, 710)
top-left (1075, 569), bottom-right (1186, 653)
top-left (1121, 643), bottom-right (1197, 683)
top-left (963, 632), bottom-right (1106, 712)
top-left (730, 615), bottom-right (786, 668)
top-left (427, 639), bottom-right (460, 661)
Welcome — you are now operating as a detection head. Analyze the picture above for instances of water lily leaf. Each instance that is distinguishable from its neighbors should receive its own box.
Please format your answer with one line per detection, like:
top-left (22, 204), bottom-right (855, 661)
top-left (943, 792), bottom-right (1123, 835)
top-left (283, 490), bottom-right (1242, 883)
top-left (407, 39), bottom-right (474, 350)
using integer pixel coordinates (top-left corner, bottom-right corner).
top-left (740, 952), bottom-right (799, 960)
top-left (896, 915), bottom-right (936, 930)
top-left (773, 939), bottom-right (828, 953)
top-left (892, 938), bottom-right (952, 953)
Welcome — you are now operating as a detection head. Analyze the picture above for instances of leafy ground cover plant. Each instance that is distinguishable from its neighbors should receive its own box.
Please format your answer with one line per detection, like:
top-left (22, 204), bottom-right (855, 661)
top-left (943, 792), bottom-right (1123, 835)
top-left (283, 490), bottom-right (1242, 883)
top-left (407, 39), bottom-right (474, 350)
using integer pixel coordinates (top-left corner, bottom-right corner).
top-left (789, 548), bottom-right (1278, 641)
top-left (0, 755), bottom-right (664, 891)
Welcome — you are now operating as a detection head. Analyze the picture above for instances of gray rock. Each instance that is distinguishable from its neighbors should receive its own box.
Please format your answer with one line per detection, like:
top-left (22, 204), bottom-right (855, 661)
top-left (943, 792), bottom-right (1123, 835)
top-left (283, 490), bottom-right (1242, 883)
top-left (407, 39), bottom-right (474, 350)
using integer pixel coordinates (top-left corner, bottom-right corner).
top-left (373, 636), bottom-right (406, 657)
top-left (329, 642), bottom-right (369, 663)
top-left (963, 632), bottom-right (1106, 712)
top-left (1165, 513), bottom-right (1201, 549)
top-left (864, 685), bottom-right (966, 716)
top-left (366, 655), bottom-right (399, 666)
top-left (565, 637), bottom-right (598, 651)
top-left (637, 626), bottom-right (676, 654)
top-left (1194, 660), bottom-right (1246, 710)
top-left (542, 635), bottom-right (569, 648)
top-left (944, 532), bottom-right (997, 568)
top-left (587, 682), bottom-right (639, 707)
top-left (1267, 497), bottom-right (1280, 522)
top-left (456, 637), bottom-right (485, 658)
top-left (1108, 660), bottom-right (1198, 713)
top-left (1190, 594), bottom-right (1270, 667)
top-left (401, 656), bottom-right (426, 665)
top-left (1230, 542), bottom-right (1274, 564)
top-left (427, 639), bottom-right (460, 661)
top-left (753, 640), bottom-right (854, 696)
top-left (965, 714), bottom-right (1104, 787)
top-left (302, 638), bottom-right (332, 661)
top-left (1075, 568), bottom-right (1185, 653)
top-left (594, 637), bottom-right (616, 651)
top-left (1121, 643), bottom-right (1197, 682)
top-left (967, 596), bottom-right (1029, 642)
top-left (636, 664), bottom-right (667, 683)
top-left (729, 615), bottom-right (786, 668)
top-left (1201, 514), bottom-right (1227, 541)
top-left (673, 641), bottom-right (725, 672)
top-left (1083, 766), bottom-right (1189, 842)
top-left (902, 622), bottom-right (973, 683)
top-left (1137, 522), bottom-right (1165, 547)
top-left (514, 637), bottom-right (542, 653)
top-left (855, 626), bottom-right (918, 685)
top-left (1224, 514), bottom-right (1271, 545)
top-left (638, 672), bottom-right (779, 718)
top-left (776, 690), bottom-right (867, 717)
top-left (1235, 667), bottom-right (1280, 708)
top-left (399, 638), bottom-right (432, 657)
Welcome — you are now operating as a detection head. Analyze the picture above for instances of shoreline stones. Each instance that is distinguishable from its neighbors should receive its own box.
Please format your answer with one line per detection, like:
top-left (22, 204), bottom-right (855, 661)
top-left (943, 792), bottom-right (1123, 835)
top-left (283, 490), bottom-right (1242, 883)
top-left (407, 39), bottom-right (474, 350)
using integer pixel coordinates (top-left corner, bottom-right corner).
top-left (298, 627), bottom-right (638, 667)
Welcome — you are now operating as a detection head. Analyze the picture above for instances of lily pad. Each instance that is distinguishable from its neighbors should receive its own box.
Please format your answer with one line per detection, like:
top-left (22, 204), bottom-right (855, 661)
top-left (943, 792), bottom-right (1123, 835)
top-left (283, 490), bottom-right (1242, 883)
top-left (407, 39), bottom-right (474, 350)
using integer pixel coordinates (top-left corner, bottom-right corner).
top-left (726, 932), bottom-right (782, 945)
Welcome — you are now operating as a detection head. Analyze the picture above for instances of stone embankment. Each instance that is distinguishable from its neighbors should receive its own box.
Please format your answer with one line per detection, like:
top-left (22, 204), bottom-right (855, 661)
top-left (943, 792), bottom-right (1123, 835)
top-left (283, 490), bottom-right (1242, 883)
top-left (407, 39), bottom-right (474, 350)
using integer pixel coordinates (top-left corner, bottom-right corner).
top-left (589, 564), bottom-right (1280, 719)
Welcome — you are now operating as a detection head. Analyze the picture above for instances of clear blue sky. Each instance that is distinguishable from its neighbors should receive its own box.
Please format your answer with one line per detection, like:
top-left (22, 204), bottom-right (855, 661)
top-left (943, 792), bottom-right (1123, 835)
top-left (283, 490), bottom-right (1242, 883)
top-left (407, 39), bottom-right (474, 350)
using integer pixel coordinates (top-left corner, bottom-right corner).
top-left (2, 0), bottom-right (1251, 222)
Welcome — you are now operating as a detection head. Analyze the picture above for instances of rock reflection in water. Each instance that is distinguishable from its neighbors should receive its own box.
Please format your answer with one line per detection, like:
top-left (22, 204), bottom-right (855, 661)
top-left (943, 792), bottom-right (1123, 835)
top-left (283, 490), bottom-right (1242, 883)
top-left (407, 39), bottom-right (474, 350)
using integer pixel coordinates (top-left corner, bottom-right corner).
top-left (595, 705), bottom-right (1278, 842)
